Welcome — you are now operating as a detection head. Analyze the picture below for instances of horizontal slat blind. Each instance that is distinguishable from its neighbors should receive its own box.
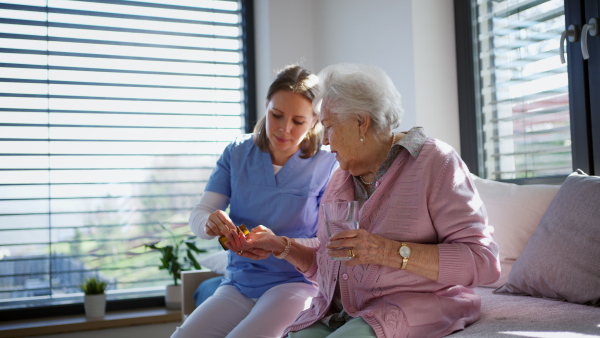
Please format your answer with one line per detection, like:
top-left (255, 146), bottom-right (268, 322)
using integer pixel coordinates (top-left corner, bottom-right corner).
top-left (476, 0), bottom-right (572, 179)
top-left (0, 0), bottom-right (245, 310)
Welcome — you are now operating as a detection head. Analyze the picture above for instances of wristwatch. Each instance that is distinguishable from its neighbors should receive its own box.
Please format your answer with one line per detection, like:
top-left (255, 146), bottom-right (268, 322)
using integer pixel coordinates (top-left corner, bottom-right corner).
top-left (399, 242), bottom-right (411, 270)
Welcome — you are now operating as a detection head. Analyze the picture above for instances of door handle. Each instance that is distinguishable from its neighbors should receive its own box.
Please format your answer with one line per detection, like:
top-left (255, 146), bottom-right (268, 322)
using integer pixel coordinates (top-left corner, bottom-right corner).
top-left (581, 18), bottom-right (599, 60)
top-left (560, 24), bottom-right (579, 64)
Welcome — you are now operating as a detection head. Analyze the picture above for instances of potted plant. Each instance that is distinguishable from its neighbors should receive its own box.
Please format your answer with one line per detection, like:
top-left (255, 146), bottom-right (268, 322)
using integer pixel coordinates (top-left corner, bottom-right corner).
top-left (145, 222), bottom-right (205, 309)
top-left (80, 276), bottom-right (109, 319)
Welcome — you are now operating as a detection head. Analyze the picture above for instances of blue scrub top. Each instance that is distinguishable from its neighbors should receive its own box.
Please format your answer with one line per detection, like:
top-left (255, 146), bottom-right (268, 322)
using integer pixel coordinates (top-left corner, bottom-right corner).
top-left (205, 134), bottom-right (338, 298)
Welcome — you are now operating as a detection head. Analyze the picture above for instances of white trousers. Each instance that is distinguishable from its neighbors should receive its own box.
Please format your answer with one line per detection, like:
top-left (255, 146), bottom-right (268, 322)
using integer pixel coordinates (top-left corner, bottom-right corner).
top-left (171, 282), bottom-right (317, 338)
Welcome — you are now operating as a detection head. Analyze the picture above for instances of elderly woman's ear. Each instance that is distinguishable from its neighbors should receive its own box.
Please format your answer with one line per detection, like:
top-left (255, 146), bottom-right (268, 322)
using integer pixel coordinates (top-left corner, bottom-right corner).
top-left (357, 114), bottom-right (371, 137)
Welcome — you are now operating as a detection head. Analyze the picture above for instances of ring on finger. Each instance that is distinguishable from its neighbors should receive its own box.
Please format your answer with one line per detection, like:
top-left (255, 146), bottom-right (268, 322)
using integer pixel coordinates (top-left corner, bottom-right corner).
top-left (348, 249), bottom-right (355, 258)
top-left (238, 250), bottom-right (244, 255)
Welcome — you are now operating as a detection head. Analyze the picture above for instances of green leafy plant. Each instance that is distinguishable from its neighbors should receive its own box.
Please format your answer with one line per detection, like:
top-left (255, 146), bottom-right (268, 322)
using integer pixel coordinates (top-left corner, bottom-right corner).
top-left (80, 277), bottom-right (109, 295)
top-left (145, 222), bottom-right (205, 286)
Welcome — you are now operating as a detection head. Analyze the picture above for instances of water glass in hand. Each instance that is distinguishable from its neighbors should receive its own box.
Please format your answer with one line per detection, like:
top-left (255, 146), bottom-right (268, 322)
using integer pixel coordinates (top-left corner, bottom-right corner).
top-left (322, 201), bottom-right (359, 261)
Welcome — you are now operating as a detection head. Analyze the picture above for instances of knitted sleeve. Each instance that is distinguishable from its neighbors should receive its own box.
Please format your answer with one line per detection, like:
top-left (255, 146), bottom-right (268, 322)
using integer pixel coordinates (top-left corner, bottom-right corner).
top-left (428, 147), bottom-right (500, 287)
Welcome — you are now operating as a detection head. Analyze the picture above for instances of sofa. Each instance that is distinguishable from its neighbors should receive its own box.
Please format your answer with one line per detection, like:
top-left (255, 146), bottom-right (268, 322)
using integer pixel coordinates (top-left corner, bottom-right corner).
top-left (181, 172), bottom-right (600, 337)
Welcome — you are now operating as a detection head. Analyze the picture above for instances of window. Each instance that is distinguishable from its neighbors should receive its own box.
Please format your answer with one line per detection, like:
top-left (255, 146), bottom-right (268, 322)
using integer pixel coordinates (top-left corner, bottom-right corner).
top-left (0, 0), bottom-right (254, 315)
top-left (456, 0), bottom-right (600, 181)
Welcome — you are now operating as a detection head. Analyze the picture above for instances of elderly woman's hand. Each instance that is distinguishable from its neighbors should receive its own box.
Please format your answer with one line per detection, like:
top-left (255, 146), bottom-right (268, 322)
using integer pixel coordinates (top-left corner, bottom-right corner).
top-left (328, 229), bottom-right (441, 280)
top-left (326, 229), bottom-right (394, 265)
top-left (227, 226), bottom-right (317, 273)
top-left (227, 225), bottom-right (281, 260)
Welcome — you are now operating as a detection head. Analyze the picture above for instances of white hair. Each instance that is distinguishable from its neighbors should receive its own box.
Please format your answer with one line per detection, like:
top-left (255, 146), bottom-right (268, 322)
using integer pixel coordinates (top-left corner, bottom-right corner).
top-left (314, 63), bottom-right (403, 133)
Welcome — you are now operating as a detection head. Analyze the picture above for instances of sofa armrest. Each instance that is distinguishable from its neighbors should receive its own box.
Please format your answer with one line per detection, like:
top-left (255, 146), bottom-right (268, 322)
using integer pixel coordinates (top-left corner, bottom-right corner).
top-left (181, 270), bottom-right (221, 321)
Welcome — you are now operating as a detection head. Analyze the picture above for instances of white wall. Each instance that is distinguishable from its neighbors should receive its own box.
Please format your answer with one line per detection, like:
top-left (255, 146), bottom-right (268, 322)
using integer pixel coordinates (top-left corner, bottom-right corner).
top-left (254, 0), bottom-right (315, 112)
top-left (310, 0), bottom-right (416, 133)
top-left (254, 0), bottom-right (461, 152)
top-left (411, 0), bottom-right (460, 150)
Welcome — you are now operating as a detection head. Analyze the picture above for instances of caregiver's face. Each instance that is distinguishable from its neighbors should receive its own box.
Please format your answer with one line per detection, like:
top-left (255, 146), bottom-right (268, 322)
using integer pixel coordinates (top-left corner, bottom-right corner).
top-left (266, 90), bottom-right (315, 164)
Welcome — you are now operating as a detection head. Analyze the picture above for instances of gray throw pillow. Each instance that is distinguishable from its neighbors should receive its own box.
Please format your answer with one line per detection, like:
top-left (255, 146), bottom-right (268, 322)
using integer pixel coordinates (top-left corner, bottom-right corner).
top-left (494, 171), bottom-right (600, 306)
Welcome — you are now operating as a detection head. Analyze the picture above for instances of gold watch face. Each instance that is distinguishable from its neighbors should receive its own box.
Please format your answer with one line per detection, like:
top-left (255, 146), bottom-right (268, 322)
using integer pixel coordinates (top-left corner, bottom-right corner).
top-left (399, 245), bottom-right (411, 258)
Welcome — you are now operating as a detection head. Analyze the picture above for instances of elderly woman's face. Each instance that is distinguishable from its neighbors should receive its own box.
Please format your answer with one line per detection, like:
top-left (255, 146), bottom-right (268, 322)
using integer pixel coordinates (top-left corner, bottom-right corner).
top-left (265, 90), bottom-right (315, 161)
top-left (321, 108), bottom-right (364, 175)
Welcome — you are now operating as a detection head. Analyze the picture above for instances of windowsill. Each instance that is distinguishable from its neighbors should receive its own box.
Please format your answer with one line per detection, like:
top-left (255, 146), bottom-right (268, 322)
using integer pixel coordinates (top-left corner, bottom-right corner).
top-left (0, 307), bottom-right (182, 338)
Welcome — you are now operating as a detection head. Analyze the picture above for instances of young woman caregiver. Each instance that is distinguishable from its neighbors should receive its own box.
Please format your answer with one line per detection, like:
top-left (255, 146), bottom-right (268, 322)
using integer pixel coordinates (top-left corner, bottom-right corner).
top-left (170, 65), bottom-right (338, 338)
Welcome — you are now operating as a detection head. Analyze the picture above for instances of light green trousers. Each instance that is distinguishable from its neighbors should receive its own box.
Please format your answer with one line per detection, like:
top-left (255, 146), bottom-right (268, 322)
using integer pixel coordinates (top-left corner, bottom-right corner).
top-left (287, 317), bottom-right (377, 338)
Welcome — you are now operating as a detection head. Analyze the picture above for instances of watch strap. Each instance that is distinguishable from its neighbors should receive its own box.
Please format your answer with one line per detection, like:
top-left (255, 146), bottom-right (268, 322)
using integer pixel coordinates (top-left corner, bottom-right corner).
top-left (401, 257), bottom-right (409, 270)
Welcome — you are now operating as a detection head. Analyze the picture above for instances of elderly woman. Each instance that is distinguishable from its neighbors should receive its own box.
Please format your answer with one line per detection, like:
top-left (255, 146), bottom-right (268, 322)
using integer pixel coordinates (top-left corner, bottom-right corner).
top-left (231, 63), bottom-right (500, 338)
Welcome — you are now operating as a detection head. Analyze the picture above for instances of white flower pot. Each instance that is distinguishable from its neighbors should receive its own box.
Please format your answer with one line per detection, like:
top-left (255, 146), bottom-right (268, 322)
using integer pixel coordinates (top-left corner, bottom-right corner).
top-left (165, 284), bottom-right (182, 310)
top-left (84, 294), bottom-right (106, 319)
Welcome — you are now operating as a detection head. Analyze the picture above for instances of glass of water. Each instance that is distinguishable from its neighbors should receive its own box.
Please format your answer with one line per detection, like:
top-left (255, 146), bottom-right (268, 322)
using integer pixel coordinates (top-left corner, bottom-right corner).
top-left (322, 201), bottom-right (359, 261)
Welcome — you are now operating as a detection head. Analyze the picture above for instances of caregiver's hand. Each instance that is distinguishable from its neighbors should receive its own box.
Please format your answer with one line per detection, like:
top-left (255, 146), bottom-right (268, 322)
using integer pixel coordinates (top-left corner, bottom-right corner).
top-left (205, 210), bottom-right (238, 247)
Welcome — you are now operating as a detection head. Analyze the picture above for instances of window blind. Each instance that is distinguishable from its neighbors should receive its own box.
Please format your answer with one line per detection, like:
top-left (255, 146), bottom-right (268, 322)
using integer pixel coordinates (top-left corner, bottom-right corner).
top-left (0, 0), bottom-right (247, 310)
top-left (475, 0), bottom-right (572, 180)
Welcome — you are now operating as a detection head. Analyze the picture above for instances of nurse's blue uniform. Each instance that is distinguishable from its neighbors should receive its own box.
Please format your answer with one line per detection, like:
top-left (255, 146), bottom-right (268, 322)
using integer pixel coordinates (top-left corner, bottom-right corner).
top-left (205, 134), bottom-right (338, 298)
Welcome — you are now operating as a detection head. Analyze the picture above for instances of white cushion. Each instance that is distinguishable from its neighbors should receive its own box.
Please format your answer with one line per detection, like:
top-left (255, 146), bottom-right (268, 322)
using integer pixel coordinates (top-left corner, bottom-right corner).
top-left (198, 251), bottom-right (228, 275)
top-left (471, 174), bottom-right (560, 287)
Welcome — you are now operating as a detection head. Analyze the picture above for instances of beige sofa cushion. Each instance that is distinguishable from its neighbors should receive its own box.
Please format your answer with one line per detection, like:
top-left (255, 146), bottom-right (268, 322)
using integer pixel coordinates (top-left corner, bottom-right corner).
top-left (471, 174), bottom-right (560, 288)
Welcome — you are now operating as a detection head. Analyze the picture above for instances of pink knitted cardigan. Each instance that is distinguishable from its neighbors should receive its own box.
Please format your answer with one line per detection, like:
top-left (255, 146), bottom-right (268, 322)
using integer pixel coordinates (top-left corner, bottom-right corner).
top-left (284, 137), bottom-right (500, 338)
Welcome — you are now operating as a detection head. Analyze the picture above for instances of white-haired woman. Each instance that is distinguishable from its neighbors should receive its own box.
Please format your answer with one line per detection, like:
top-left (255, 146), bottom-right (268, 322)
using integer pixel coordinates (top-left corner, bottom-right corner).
top-left (230, 63), bottom-right (500, 338)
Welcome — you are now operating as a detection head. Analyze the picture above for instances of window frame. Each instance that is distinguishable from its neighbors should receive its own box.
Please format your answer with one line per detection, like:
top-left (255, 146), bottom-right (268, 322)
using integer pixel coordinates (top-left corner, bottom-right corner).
top-left (565, 0), bottom-right (600, 175)
top-left (0, 0), bottom-right (256, 321)
top-left (454, 0), bottom-right (598, 184)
